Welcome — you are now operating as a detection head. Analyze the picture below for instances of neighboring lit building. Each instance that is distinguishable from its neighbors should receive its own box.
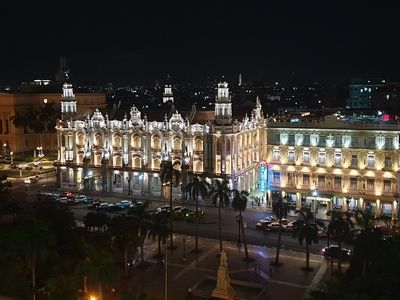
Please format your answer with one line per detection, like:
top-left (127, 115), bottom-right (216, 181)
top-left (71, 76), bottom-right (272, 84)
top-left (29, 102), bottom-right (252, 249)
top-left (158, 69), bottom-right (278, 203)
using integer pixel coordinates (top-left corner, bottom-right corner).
top-left (0, 81), bottom-right (106, 154)
top-left (266, 114), bottom-right (400, 219)
top-left (55, 81), bottom-right (265, 198)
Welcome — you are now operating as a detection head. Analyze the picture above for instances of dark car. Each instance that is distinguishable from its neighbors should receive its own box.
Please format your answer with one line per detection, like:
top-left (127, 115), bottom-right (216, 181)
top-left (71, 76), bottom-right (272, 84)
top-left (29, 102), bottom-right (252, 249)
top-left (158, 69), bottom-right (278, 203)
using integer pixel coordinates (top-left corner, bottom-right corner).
top-left (322, 245), bottom-right (351, 260)
top-left (88, 201), bottom-right (102, 209)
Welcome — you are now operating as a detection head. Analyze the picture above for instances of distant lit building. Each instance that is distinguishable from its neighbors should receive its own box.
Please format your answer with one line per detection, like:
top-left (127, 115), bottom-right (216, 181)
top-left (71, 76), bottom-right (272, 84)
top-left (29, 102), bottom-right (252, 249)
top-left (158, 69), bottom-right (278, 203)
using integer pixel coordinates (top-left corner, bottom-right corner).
top-left (346, 79), bottom-right (385, 109)
top-left (0, 81), bottom-right (106, 153)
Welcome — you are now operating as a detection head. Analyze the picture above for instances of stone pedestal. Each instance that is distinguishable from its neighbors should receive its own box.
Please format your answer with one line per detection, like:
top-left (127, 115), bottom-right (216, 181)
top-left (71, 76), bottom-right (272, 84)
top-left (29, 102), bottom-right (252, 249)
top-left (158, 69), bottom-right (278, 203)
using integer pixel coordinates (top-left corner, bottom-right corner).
top-left (211, 251), bottom-right (236, 300)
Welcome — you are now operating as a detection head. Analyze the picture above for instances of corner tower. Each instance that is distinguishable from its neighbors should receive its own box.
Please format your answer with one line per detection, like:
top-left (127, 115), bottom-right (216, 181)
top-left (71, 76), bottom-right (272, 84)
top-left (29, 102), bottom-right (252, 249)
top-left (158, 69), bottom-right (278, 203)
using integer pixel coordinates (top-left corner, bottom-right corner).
top-left (61, 82), bottom-right (77, 118)
top-left (214, 81), bottom-right (232, 125)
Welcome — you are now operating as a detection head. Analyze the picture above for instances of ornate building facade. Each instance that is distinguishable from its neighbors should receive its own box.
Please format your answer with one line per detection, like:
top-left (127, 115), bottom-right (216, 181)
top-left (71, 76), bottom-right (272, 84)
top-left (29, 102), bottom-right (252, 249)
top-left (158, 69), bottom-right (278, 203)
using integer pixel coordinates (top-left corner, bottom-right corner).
top-left (55, 81), bottom-right (400, 219)
top-left (55, 81), bottom-right (264, 198)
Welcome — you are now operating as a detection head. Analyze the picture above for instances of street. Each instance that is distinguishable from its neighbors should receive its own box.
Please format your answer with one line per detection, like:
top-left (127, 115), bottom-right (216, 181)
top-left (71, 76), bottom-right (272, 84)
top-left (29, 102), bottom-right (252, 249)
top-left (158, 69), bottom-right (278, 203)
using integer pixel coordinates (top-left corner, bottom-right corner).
top-left (10, 173), bottom-right (330, 255)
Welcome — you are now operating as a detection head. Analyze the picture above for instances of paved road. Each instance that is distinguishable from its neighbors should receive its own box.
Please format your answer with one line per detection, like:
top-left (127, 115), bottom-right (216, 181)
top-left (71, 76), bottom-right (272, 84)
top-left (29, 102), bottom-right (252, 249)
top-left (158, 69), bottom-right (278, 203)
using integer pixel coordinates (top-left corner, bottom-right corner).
top-left (10, 175), bottom-right (331, 254)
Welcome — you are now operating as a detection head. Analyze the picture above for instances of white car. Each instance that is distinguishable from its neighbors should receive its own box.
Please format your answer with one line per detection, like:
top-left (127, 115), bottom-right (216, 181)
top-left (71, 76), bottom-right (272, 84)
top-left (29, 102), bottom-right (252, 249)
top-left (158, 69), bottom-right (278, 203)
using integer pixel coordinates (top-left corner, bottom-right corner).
top-left (75, 195), bottom-right (87, 202)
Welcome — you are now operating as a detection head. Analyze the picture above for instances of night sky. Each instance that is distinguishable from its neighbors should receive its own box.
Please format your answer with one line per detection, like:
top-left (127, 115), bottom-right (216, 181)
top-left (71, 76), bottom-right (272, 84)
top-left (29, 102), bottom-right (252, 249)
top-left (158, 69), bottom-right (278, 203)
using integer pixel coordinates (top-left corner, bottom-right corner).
top-left (1, 0), bottom-right (399, 85)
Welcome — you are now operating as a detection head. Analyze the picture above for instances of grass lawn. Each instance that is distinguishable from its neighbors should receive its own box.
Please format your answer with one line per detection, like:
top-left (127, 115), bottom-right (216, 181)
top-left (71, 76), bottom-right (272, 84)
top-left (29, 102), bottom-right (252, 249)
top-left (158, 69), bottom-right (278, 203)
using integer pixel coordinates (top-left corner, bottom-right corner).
top-left (0, 169), bottom-right (36, 178)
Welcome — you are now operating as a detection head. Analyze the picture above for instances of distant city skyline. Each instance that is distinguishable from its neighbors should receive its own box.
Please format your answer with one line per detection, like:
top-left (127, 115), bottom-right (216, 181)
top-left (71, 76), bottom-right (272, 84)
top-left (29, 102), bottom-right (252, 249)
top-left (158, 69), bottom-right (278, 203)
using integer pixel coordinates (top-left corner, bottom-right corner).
top-left (1, 1), bottom-right (399, 85)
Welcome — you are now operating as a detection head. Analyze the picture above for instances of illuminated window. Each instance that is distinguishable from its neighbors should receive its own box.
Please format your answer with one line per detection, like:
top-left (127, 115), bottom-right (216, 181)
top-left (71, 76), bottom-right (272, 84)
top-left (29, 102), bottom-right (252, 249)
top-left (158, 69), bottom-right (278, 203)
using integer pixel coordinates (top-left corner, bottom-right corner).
top-left (351, 155), bottom-right (358, 166)
top-left (350, 178), bottom-right (357, 190)
top-left (303, 151), bottom-right (310, 164)
top-left (318, 152), bottom-right (326, 164)
top-left (272, 149), bottom-right (280, 161)
top-left (367, 179), bottom-right (374, 190)
top-left (288, 150), bottom-right (295, 163)
top-left (334, 176), bottom-right (342, 189)
top-left (272, 171), bottom-right (280, 184)
top-left (367, 154), bottom-right (375, 168)
top-left (334, 153), bottom-right (342, 165)
top-left (287, 173), bottom-right (294, 185)
top-left (318, 175), bottom-right (325, 187)
top-left (384, 180), bottom-right (391, 192)
top-left (303, 174), bottom-right (310, 186)
top-left (384, 157), bottom-right (392, 168)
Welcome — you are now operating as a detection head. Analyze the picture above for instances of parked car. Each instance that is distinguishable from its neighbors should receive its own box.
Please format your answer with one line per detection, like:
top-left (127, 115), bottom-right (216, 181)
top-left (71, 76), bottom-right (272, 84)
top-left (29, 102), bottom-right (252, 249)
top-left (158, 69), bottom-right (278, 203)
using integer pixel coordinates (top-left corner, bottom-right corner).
top-left (88, 201), bottom-right (102, 209)
top-left (157, 205), bottom-right (171, 212)
top-left (322, 245), bottom-right (352, 260)
top-left (256, 218), bottom-right (272, 230)
top-left (116, 200), bottom-right (132, 209)
top-left (175, 207), bottom-right (190, 220)
top-left (75, 194), bottom-right (92, 203)
top-left (317, 229), bottom-right (328, 238)
top-left (96, 202), bottom-right (111, 211)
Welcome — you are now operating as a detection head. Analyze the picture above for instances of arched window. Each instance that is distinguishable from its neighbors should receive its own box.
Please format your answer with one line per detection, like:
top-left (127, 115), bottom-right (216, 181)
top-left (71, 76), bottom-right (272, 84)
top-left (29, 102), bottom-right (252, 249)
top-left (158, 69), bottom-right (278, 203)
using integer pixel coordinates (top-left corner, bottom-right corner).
top-left (194, 138), bottom-right (203, 151)
top-left (133, 157), bottom-right (141, 168)
top-left (132, 135), bottom-right (141, 148)
top-left (113, 155), bottom-right (122, 167)
top-left (76, 132), bottom-right (85, 146)
top-left (173, 137), bottom-right (181, 150)
top-left (226, 139), bottom-right (231, 154)
top-left (95, 153), bottom-right (102, 166)
top-left (194, 160), bottom-right (203, 172)
top-left (216, 139), bottom-right (221, 154)
top-left (152, 136), bottom-right (161, 149)
top-left (94, 133), bottom-right (102, 147)
top-left (152, 158), bottom-right (161, 170)
top-left (77, 153), bottom-right (84, 164)
top-left (113, 135), bottom-right (121, 148)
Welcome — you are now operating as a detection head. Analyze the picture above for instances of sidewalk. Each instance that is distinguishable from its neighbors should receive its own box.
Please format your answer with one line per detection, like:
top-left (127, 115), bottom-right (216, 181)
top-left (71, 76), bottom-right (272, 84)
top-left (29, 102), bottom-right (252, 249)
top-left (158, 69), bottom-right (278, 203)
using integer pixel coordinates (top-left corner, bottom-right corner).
top-left (122, 235), bottom-right (329, 300)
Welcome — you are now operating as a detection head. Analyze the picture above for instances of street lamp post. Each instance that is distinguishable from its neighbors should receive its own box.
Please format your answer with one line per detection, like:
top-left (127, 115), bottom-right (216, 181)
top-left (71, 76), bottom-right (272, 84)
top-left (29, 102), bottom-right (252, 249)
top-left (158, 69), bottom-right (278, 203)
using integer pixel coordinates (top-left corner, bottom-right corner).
top-left (127, 175), bottom-right (131, 196)
top-left (235, 215), bottom-right (242, 246)
top-left (3, 143), bottom-right (6, 156)
top-left (10, 151), bottom-right (13, 165)
top-left (34, 161), bottom-right (39, 179)
top-left (182, 238), bottom-right (187, 262)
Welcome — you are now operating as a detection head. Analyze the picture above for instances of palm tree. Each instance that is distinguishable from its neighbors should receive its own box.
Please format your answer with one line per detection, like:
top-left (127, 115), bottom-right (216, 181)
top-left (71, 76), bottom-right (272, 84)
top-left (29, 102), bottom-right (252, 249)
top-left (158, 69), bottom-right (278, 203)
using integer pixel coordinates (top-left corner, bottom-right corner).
top-left (293, 208), bottom-right (324, 271)
top-left (159, 160), bottom-right (181, 250)
top-left (127, 201), bottom-right (151, 263)
top-left (209, 179), bottom-right (231, 253)
top-left (108, 215), bottom-right (139, 277)
top-left (271, 195), bottom-right (288, 266)
top-left (26, 108), bottom-right (46, 147)
top-left (39, 103), bottom-right (60, 153)
top-left (78, 242), bottom-right (118, 300)
top-left (16, 221), bottom-right (56, 300)
top-left (353, 208), bottom-right (378, 276)
top-left (148, 211), bottom-right (169, 260)
top-left (326, 210), bottom-right (353, 273)
top-left (232, 189), bottom-right (252, 261)
top-left (186, 176), bottom-right (210, 253)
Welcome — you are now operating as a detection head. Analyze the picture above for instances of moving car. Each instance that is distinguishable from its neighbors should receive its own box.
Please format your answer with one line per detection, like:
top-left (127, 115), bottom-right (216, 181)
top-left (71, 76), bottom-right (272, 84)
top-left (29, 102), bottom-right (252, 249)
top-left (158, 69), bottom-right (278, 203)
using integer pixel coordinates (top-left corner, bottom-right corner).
top-left (322, 245), bottom-right (351, 260)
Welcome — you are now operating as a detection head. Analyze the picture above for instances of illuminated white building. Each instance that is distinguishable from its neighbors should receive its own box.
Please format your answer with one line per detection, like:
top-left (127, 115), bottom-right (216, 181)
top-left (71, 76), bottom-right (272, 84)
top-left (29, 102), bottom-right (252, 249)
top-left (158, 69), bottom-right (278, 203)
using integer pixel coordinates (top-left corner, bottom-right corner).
top-left (55, 81), bottom-right (264, 197)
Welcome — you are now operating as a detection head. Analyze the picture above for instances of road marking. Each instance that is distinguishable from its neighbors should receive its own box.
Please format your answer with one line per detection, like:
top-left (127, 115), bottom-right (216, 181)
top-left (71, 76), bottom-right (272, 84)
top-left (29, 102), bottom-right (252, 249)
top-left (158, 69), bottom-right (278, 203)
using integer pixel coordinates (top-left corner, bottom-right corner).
top-left (171, 244), bottom-right (217, 281)
top-left (304, 260), bottom-right (328, 298)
